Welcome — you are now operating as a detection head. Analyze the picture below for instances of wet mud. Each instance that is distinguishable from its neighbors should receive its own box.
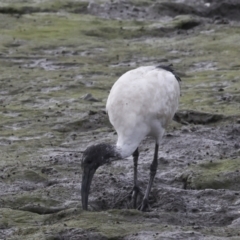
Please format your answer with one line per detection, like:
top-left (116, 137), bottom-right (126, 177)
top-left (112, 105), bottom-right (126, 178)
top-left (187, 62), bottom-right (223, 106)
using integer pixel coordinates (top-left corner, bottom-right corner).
top-left (0, 0), bottom-right (240, 239)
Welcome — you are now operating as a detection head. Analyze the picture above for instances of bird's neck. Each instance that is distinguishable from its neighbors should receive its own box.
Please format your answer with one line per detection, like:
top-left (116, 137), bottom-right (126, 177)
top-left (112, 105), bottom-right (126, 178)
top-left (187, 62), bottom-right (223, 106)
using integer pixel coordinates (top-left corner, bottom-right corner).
top-left (100, 143), bottom-right (123, 163)
top-left (115, 138), bottom-right (141, 159)
top-left (110, 145), bottom-right (123, 159)
top-left (100, 143), bottom-right (137, 161)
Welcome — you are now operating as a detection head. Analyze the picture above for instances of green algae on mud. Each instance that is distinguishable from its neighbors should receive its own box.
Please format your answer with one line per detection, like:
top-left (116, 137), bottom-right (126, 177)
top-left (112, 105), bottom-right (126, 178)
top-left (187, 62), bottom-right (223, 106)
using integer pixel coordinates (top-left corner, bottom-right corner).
top-left (2, 207), bottom-right (240, 239)
top-left (181, 158), bottom-right (240, 190)
top-left (0, 12), bottom-right (239, 120)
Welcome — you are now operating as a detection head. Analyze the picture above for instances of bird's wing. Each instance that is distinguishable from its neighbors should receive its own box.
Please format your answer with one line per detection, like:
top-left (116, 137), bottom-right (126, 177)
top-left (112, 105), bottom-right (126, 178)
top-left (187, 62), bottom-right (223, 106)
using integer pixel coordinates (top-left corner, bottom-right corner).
top-left (105, 66), bottom-right (180, 157)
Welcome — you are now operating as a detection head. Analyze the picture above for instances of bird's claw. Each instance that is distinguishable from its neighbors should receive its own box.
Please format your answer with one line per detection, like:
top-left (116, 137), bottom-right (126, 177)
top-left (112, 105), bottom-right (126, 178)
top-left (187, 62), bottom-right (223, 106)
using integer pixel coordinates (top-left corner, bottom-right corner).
top-left (138, 198), bottom-right (150, 212)
top-left (131, 185), bottom-right (142, 196)
top-left (129, 185), bottom-right (143, 209)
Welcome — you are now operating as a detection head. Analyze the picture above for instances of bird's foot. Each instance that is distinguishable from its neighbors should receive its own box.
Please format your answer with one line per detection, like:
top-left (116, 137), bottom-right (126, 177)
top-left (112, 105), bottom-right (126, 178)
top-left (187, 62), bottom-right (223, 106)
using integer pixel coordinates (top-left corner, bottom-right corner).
top-left (129, 185), bottom-right (143, 209)
top-left (138, 198), bottom-right (150, 212)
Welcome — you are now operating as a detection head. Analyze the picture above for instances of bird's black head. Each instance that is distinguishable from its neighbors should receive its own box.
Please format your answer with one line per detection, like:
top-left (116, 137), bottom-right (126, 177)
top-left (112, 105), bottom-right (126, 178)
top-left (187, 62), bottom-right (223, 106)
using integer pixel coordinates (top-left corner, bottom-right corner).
top-left (81, 143), bottom-right (118, 210)
top-left (82, 143), bottom-right (116, 170)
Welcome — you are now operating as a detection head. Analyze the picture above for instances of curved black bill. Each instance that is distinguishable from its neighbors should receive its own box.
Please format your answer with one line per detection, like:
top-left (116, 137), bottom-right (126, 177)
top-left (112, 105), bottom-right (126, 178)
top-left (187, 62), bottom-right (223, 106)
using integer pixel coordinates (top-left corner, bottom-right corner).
top-left (81, 167), bottom-right (96, 210)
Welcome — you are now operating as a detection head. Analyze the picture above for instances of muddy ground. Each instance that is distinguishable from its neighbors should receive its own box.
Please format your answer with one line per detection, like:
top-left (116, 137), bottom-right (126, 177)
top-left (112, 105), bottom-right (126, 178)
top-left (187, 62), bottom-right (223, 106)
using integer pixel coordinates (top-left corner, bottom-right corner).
top-left (0, 0), bottom-right (240, 239)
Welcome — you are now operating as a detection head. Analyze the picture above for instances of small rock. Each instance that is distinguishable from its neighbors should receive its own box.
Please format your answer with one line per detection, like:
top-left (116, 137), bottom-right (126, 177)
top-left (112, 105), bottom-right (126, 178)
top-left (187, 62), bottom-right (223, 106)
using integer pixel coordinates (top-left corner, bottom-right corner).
top-left (88, 110), bottom-right (97, 115)
top-left (229, 217), bottom-right (240, 227)
top-left (82, 93), bottom-right (100, 102)
top-left (181, 126), bottom-right (190, 133)
top-left (234, 143), bottom-right (239, 149)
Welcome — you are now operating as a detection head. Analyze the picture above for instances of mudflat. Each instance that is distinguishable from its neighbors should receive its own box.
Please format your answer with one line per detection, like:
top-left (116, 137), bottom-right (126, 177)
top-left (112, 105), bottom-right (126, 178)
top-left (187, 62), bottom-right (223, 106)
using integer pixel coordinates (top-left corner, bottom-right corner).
top-left (0, 1), bottom-right (240, 239)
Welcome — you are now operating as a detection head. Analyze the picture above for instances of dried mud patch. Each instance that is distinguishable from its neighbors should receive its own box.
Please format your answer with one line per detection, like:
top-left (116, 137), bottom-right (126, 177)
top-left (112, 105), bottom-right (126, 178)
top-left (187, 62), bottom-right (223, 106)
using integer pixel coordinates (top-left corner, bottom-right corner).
top-left (1, 56), bottom-right (81, 71)
top-left (87, 0), bottom-right (240, 21)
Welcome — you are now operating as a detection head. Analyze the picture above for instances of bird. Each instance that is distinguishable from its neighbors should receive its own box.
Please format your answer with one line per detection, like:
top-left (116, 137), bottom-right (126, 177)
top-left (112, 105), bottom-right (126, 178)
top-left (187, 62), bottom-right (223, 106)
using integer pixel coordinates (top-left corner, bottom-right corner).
top-left (81, 64), bottom-right (181, 211)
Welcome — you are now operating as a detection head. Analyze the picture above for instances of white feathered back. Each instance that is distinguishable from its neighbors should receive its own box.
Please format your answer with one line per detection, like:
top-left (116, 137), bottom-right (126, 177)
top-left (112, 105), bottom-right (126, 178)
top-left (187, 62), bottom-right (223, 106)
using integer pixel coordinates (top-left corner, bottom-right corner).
top-left (106, 66), bottom-right (180, 158)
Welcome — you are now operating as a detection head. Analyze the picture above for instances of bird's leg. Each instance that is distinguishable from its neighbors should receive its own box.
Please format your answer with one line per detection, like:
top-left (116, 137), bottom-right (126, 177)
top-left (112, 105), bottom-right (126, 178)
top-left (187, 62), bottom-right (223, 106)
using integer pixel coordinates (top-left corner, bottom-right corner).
top-left (139, 143), bottom-right (159, 211)
top-left (132, 148), bottom-right (140, 208)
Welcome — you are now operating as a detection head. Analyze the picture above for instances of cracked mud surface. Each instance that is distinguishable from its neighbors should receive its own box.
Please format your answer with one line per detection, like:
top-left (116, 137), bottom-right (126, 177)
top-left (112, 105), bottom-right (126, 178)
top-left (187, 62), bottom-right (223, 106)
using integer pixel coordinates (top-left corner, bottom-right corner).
top-left (0, 0), bottom-right (240, 239)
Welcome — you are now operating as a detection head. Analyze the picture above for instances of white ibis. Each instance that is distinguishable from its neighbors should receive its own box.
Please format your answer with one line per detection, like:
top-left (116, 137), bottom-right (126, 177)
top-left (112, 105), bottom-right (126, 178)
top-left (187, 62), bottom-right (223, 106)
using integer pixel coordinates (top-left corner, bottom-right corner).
top-left (81, 65), bottom-right (181, 211)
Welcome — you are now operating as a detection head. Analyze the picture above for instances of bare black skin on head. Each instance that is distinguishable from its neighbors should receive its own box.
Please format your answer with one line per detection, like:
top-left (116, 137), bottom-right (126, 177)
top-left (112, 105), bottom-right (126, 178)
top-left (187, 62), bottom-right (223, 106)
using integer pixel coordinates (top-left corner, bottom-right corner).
top-left (81, 143), bottom-right (120, 210)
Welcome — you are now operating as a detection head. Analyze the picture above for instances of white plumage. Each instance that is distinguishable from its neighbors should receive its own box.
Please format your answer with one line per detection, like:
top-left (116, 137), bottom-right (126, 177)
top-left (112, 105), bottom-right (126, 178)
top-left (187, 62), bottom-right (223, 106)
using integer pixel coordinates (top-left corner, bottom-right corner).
top-left (106, 66), bottom-right (180, 158)
top-left (81, 65), bottom-right (181, 211)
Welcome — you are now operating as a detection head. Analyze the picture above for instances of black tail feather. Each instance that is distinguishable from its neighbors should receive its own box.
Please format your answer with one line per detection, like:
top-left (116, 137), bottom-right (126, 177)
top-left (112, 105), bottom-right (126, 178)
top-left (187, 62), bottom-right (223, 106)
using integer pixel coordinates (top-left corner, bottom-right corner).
top-left (156, 64), bottom-right (182, 82)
